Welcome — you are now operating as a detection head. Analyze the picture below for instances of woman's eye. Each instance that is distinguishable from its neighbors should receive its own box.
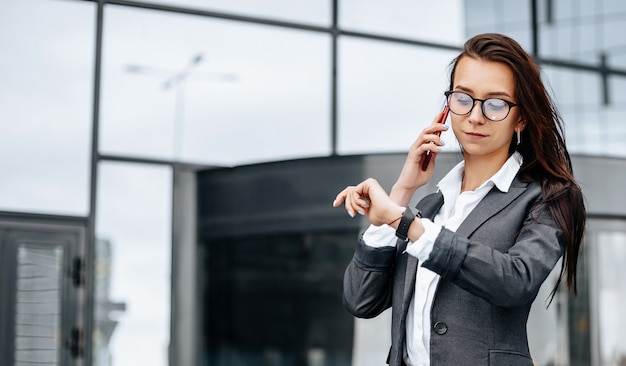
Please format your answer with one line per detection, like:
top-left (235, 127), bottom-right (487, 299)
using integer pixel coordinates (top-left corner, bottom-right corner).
top-left (485, 99), bottom-right (506, 110)
top-left (456, 96), bottom-right (472, 105)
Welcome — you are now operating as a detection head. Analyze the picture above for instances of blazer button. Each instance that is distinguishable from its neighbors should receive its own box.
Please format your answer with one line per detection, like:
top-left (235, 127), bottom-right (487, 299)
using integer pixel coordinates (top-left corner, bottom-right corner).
top-left (433, 321), bottom-right (448, 335)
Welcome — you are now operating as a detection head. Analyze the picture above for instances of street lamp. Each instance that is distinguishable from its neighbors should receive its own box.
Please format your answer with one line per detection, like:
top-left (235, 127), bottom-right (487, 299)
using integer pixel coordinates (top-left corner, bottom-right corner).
top-left (125, 53), bottom-right (237, 160)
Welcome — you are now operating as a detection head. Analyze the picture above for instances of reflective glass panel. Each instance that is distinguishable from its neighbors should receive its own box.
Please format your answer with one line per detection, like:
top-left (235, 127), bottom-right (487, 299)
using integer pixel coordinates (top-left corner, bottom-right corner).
top-left (144, 0), bottom-right (330, 26)
top-left (338, 37), bottom-right (460, 154)
top-left (540, 22), bottom-right (599, 63)
top-left (540, 67), bottom-right (623, 157)
top-left (340, 0), bottom-right (465, 45)
top-left (0, 0), bottom-right (94, 215)
top-left (94, 162), bottom-right (172, 366)
top-left (527, 264), bottom-right (567, 366)
top-left (351, 311), bottom-right (391, 366)
top-left (201, 232), bottom-right (355, 365)
top-left (539, 1), bottom-right (626, 67)
top-left (101, 6), bottom-right (331, 165)
top-left (464, 0), bottom-right (532, 51)
top-left (592, 229), bottom-right (626, 365)
top-left (15, 245), bottom-right (63, 366)
top-left (602, 19), bottom-right (626, 68)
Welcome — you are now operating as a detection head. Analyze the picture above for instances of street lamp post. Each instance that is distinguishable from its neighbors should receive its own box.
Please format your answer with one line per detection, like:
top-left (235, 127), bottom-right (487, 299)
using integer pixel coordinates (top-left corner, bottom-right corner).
top-left (125, 53), bottom-right (237, 161)
top-left (161, 54), bottom-right (204, 160)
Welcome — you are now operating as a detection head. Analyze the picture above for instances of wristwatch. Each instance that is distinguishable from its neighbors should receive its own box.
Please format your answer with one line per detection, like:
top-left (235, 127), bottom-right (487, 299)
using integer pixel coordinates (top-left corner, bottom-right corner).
top-left (395, 207), bottom-right (422, 241)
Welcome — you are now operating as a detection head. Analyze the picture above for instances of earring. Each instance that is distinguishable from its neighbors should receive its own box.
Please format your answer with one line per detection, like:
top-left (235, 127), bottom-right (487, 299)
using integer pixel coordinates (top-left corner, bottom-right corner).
top-left (516, 130), bottom-right (521, 145)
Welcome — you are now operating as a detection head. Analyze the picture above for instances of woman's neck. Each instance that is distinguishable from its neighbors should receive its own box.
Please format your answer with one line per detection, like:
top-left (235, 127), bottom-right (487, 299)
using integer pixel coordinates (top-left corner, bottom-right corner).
top-left (461, 153), bottom-right (509, 192)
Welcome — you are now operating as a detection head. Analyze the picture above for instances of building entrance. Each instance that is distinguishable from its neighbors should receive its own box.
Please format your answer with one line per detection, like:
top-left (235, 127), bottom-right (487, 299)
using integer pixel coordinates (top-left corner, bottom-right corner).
top-left (0, 213), bottom-right (87, 366)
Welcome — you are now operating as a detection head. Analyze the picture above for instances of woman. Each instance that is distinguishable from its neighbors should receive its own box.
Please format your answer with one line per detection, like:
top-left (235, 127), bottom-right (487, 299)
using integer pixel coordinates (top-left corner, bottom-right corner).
top-left (332, 33), bottom-right (586, 366)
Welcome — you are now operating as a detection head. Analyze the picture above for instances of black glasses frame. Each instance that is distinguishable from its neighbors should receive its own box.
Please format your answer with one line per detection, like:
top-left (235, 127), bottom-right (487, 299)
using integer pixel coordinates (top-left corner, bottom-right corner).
top-left (444, 91), bottom-right (519, 121)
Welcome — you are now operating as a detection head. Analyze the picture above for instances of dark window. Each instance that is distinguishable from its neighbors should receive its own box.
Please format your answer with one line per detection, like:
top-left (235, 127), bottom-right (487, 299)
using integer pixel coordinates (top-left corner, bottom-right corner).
top-left (201, 231), bottom-right (356, 366)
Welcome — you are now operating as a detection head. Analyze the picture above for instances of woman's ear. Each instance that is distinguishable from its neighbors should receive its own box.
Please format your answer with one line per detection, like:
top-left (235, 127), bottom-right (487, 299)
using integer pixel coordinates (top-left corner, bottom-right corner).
top-left (516, 120), bottom-right (526, 132)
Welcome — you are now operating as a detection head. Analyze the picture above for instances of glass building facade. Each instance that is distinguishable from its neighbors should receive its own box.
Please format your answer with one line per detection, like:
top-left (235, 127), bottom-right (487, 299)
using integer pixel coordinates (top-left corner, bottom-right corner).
top-left (1, 0), bottom-right (626, 365)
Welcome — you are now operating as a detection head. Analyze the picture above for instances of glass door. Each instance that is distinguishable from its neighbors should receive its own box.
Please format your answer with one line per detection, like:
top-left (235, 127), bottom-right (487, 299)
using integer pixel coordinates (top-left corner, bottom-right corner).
top-left (0, 215), bottom-right (86, 366)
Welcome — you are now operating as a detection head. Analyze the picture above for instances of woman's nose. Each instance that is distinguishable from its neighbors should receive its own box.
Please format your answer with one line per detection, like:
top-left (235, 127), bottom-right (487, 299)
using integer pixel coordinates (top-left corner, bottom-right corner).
top-left (468, 101), bottom-right (486, 125)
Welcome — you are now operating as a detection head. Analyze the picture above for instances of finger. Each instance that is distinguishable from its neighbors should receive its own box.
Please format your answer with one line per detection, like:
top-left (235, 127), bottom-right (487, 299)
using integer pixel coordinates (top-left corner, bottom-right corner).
top-left (422, 133), bottom-right (446, 148)
top-left (357, 196), bottom-right (370, 209)
top-left (423, 141), bottom-right (442, 151)
top-left (419, 127), bottom-right (447, 144)
top-left (348, 188), bottom-right (368, 215)
top-left (348, 184), bottom-right (368, 206)
top-left (333, 186), bottom-right (360, 217)
top-left (422, 124), bottom-right (449, 137)
top-left (410, 136), bottom-right (441, 160)
top-left (344, 190), bottom-right (359, 217)
top-left (332, 189), bottom-right (349, 207)
top-left (333, 186), bottom-right (358, 207)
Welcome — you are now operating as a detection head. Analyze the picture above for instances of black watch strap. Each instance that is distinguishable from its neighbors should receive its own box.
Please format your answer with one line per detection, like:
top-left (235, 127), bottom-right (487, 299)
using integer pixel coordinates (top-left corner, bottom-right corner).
top-left (395, 207), bottom-right (422, 241)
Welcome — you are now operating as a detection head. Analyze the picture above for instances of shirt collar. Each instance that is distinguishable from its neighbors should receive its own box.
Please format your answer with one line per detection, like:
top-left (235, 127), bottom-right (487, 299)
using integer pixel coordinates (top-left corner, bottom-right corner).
top-left (489, 151), bottom-right (523, 192)
top-left (437, 151), bottom-right (523, 194)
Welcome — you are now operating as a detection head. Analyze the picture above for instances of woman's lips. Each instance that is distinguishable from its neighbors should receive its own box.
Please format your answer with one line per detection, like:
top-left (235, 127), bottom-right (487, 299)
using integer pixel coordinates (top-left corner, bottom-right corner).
top-left (465, 132), bottom-right (487, 138)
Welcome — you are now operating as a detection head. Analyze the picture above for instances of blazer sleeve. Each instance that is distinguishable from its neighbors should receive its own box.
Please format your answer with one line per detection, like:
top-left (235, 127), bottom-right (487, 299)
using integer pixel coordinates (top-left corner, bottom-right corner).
top-left (422, 196), bottom-right (566, 308)
top-left (343, 233), bottom-right (396, 318)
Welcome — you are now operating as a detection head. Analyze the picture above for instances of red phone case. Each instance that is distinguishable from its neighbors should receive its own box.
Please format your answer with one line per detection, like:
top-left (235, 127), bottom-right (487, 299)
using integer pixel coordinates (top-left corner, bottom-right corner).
top-left (420, 105), bottom-right (449, 171)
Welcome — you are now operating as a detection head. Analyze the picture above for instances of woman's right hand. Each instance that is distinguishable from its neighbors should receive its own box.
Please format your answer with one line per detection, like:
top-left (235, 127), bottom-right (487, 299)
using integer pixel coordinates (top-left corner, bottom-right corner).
top-left (332, 178), bottom-right (403, 227)
top-left (390, 110), bottom-right (449, 205)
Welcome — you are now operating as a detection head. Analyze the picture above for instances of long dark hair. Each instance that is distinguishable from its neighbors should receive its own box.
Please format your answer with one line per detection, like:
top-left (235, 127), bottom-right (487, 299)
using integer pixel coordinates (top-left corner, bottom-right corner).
top-left (449, 33), bottom-right (586, 299)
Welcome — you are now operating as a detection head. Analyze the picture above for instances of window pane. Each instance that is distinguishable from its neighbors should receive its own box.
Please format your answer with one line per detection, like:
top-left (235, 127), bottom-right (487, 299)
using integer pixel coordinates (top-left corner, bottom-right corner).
top-left (527, 264), bottom-right (568, 366)
top-left (464, 0), bottom-right (532, 51)
top-left (94, 162), bottom-right (172, 366)
top-left (144, 0), bottom-right (330, 26)
top-left (15, 245), bottom-right (64, 366)
top-left (593, 230), bottom-right (626, 365)
top-left (101, 6), bottom-right (331, 165)
top-left (201, 232), bottom-right (355, 365)
top-left (0, 0), bottom-right (94, 215)
top-left (351, 311), bottom-right (391, 366)
top-left (340, 0), bottom-right (465, 44)
top-left (540, 67), bottom-right (626, 157)
top-left (540, 1), bottom-right (626, 67)
top-left (602, 19), bottom-right (626, 68)
top-left (338, 37), bottom-right (459, 154)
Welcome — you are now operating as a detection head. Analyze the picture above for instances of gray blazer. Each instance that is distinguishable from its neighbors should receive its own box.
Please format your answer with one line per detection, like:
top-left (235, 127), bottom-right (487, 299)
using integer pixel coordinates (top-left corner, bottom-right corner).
top-left (343, 178), bottom-right (565, 366)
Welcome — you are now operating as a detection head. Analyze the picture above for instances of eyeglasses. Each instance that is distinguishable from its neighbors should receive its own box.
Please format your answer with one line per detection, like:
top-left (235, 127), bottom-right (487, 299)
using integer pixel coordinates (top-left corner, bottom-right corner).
top-left (444, 91), bottom-right (518, 122)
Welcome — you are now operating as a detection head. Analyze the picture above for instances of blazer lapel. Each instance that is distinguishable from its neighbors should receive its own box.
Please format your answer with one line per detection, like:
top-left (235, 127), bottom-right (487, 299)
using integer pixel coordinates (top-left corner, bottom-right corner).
top-left (401, 192), bottom-right (445, 308)
top-left (397, 179), bottom-right (528, 314)
top-left (455, 178), bottom-right (528, 238)
top-left (418, 192), bottom-right (445, 219)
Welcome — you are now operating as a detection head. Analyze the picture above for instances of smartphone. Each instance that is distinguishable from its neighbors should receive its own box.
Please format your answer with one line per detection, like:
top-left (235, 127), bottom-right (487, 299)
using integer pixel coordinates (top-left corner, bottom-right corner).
top-left (420, 104), bottom-right (449, 171)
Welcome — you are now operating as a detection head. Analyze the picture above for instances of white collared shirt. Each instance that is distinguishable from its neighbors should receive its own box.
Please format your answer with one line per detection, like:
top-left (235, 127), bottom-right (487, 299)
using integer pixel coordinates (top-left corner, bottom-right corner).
top-left (362, 152), bottom-right (523, 366)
